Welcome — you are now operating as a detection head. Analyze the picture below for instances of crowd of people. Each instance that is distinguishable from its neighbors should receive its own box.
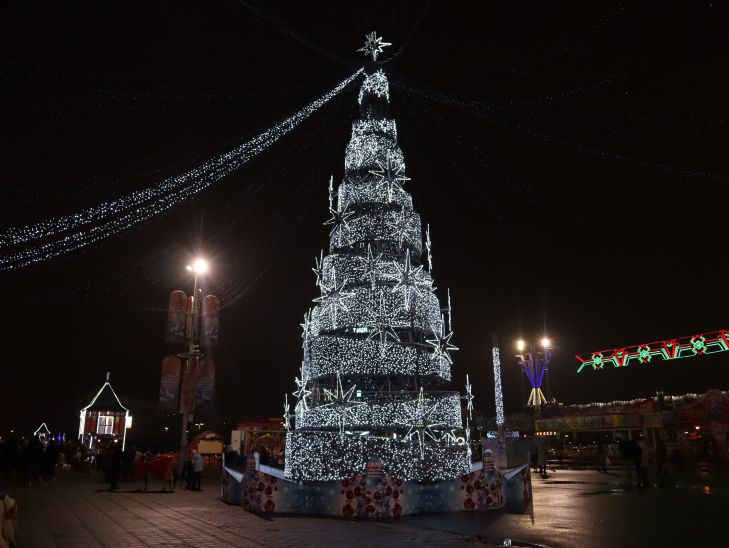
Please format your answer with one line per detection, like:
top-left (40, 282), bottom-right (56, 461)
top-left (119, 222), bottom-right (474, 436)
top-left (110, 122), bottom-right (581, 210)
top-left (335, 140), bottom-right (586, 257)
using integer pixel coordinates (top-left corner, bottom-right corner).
top-left (614, 435), bottom-right (670, 488)
top-left (0, 434), bottom-right (91, 485)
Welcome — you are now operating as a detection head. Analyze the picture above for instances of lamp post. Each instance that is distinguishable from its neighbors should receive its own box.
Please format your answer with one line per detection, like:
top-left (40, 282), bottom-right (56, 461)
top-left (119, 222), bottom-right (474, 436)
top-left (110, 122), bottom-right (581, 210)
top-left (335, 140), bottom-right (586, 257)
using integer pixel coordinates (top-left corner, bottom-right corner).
top-left (516, 337), bottom-right (552, 409)
top-left (178, 258), bottom-right (208, 473)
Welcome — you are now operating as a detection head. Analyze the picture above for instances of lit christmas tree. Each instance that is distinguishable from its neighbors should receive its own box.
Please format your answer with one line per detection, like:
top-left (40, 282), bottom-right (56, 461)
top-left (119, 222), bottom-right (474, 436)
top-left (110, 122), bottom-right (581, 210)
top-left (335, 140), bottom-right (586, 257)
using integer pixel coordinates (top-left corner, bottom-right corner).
top-left (284, 34), bottom-right (471, 482)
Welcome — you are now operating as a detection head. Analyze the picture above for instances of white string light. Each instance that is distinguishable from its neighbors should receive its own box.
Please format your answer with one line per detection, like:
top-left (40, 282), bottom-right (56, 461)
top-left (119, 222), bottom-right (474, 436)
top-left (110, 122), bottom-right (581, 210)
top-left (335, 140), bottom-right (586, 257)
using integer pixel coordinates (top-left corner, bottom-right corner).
top-left (492, 346), bottom-right (505, 426)
top-left (0, 69), bottom-right (363, 270)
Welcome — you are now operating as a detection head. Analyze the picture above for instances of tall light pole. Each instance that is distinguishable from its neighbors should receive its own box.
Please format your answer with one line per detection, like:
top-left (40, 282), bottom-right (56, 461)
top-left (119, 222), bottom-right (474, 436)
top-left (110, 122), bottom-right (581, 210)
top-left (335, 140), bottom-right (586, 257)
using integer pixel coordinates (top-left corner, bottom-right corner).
top-left (178, 258), bottom-right (208, 472)
top-left (491, 334), bottom-right (506, 429)
top-left (516, 337), bottom-right (552, 409)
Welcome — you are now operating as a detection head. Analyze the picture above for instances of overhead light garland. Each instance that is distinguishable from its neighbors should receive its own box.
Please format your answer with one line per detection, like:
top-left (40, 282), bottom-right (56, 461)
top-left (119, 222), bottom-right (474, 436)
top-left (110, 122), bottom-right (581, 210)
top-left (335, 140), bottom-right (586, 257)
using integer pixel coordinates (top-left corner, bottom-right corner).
top-left (0, 69), bottom-right (363, 270)
top-left (576, 329), bottom-right (729, 372)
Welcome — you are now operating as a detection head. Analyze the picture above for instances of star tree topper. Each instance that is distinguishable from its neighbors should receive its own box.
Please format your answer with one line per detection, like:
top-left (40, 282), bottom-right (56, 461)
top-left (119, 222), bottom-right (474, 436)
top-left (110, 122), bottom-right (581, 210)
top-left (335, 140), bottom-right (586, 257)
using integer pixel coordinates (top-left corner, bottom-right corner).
top-left (357, 31), bottom-right (392, 62)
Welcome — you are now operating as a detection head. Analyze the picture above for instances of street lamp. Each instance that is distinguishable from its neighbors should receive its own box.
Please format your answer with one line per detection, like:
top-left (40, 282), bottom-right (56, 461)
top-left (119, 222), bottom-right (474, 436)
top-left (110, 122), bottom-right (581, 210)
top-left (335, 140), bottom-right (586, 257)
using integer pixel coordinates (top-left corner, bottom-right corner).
top-left (516, 337), bottom-right (553, 409)
top-left (178, 257), bottom-right (208, 473)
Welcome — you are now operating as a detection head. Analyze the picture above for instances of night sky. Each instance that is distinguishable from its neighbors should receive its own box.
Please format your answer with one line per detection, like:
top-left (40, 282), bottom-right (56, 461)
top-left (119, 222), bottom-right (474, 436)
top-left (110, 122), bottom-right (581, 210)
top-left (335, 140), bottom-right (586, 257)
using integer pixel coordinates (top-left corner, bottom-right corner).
top-left (3, 1), bottom-right (728, 440)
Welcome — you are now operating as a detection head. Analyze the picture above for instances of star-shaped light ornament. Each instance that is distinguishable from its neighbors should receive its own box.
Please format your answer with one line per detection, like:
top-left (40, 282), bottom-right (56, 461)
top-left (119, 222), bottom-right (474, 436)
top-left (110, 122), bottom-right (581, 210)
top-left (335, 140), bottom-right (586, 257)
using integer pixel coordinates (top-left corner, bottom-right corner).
top-left (282, 393), bottom-right (293, 431)
top-left (386, 249), bottom-right (424, 310)
top-left (324, 205), bottom-right (355, 247)
top-left (312, 250), bottom-right (324, 287)
top-left (425, 224), bottom-right (433, 273)
top-left (386, 206), bottom-right (410, 249)
top-left (463, 374), bottom-right (475, 421)
top-left (300, 308), bottom-right (313, 348)
top-left (365, 292), bottom-right (401, 351)
top-left (369, 158), bottom-right (410, 202)
top-left (465, 418), bottom-right (473, 461)
top-left (327, 175), bottom-right (335, 211)
top-left (446, 288), bottom-right (453, 331)
top-left (357, 31), bottom-right (392, 62)
top-left (426, 325), bottom-right (459, 365)
top-left (355, 244), bottom-right (383, 289)
top-left (322, 372), bottom-right (365, 433)
top-left (313, 269), bottom-right (353, 329)
top-left (293, 363), bottom-right (312, 410)
top-left (397, 387), bottom-right (445, 460)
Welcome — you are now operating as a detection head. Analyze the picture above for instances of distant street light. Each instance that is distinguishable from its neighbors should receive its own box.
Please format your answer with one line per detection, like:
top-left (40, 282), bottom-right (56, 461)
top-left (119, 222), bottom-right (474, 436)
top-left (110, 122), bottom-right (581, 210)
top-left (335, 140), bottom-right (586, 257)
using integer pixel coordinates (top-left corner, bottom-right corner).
top-left (187, 258), bottom-right (208, 274)
top-left (516, 337), bottom-right (553, 409)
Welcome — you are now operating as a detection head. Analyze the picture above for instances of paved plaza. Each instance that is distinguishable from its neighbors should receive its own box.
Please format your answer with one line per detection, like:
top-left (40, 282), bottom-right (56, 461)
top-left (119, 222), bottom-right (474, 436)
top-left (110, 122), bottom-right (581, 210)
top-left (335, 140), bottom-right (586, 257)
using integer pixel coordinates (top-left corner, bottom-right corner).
top-left (4, 465), bottom-right (729, 547)
top-left (5, 472), bottom-right (474, 548)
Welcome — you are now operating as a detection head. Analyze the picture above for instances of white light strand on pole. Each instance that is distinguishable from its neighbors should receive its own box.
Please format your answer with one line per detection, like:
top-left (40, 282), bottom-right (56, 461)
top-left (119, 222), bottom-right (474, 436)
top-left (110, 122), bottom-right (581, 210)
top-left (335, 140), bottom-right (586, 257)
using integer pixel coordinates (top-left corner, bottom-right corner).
top-left (0, 69), bottom-right (363, 270)
top-left (492, 345), bottom-right (505, 426)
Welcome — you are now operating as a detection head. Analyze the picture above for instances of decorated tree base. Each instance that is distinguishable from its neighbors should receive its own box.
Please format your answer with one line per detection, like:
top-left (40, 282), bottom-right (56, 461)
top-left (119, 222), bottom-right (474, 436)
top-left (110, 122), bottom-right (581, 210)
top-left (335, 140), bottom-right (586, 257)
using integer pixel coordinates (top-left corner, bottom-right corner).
top-left (220, 464), bottom-right (531, 518)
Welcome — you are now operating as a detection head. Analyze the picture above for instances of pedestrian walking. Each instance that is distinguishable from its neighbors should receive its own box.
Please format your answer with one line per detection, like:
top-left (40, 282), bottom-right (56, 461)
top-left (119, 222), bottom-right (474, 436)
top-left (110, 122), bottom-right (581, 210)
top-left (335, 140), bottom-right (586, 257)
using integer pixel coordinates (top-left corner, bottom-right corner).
top-left (596, 443), bottom-right (608, 473)
top-left (191, 449), bottom-right (203, 491)
top-left (537, 443), bottom-right (548, 478)
top-left (630, 439), bottom-right (645, 488)
top-left (637, 436), bottom-right (650, 487)
top-left (617, 437), bottom-right (633, 484)
top-left (182, 450), bottom-right (193, 489)
top-left (655, 438), bottom-right (668, 486)
top-left (109, 442), bottom-right (122, 491)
